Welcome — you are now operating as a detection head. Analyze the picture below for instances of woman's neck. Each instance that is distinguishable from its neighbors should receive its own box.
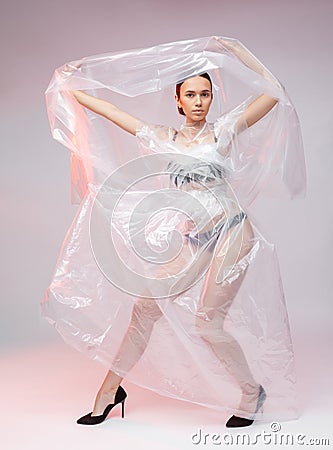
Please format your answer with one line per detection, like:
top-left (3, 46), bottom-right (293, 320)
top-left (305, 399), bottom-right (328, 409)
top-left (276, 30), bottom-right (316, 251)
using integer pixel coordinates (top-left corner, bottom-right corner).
top-left (184, 118), bottom-right (207, 129)
top-left (179, 119), bottom-right (208, 144)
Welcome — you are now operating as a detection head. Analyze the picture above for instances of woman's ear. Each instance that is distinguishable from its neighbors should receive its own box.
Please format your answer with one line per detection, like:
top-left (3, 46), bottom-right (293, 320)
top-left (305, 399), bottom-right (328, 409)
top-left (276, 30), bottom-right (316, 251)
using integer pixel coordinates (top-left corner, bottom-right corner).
top-left (174, 94), bottom-right (181, 108)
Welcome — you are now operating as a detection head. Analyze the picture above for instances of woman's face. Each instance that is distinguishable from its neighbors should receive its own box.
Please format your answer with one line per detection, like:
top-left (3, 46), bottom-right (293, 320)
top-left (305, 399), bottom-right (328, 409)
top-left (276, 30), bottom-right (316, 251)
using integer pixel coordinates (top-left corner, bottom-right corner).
top-left (175, 76), bottom-right (213, 123)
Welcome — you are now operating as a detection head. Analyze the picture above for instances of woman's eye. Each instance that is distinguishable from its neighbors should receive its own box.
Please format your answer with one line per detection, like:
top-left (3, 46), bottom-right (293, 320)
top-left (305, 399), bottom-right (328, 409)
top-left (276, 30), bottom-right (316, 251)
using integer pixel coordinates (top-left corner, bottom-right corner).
top-left (186, 94), bottom-right (194, 97)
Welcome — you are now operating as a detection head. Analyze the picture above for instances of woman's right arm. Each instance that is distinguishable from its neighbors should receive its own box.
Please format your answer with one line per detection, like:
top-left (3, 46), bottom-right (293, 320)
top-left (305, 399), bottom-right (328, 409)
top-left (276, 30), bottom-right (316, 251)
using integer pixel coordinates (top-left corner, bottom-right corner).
top-left (71, 90), bottom-right (141, 136)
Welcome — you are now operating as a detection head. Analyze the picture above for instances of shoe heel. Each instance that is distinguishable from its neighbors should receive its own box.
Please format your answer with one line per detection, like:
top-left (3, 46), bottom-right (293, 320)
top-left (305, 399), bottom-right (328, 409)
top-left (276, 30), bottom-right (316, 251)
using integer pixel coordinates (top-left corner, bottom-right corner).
top-left (254, 385), bottom-right (266, 416)
top-left (121, 399), bottom-right (125, 418)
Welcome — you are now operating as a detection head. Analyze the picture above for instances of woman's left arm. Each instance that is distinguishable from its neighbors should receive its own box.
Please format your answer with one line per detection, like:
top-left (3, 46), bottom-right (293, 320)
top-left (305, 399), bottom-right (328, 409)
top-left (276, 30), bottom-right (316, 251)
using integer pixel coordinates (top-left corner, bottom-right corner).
top-left (240, 93), bottom-right (278, 129)
top-left (213, 36), bottom-right (279, 129)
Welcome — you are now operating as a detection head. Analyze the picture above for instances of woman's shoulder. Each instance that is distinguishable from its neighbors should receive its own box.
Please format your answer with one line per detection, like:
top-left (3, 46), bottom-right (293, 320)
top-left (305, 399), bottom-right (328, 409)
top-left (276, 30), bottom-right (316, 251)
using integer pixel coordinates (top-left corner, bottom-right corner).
top-left (136, 121), bottom-right (176, 141)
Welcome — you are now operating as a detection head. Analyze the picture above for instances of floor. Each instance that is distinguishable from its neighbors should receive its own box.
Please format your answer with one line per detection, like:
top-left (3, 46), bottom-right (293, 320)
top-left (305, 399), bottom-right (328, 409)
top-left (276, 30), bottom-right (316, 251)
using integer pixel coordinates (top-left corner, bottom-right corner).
top-left (1, 331), bottom-right (332, 450)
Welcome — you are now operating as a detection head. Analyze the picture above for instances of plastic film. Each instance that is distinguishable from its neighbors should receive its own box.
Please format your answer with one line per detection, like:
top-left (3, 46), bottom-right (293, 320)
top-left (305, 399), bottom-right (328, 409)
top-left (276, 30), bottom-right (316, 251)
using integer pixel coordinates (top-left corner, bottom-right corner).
top-left (41, 36), bottom-right (306, 421)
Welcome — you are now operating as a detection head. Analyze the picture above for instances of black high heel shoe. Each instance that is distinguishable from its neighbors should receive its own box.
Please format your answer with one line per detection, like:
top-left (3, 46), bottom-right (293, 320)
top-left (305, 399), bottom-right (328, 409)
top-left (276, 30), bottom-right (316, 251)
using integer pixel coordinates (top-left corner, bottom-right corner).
top-left (77, 385), bottom-right (127, 425)
top-left (225, 384), bottom-right (266, 428)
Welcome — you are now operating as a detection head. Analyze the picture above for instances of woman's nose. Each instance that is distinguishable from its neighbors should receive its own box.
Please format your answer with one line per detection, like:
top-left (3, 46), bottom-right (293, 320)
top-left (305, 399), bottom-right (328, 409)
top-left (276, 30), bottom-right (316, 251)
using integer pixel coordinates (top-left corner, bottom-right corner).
top-left (195, 95), bottom-right (202, 105)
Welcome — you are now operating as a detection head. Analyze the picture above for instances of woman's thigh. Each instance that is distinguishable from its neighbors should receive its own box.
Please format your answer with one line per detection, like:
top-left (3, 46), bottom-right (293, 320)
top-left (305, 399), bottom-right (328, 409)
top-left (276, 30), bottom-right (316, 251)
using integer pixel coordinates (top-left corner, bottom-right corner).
top-left (148, 216), bottom-right (254, 310)
top-left (198, 216), bottom-right (255, 313)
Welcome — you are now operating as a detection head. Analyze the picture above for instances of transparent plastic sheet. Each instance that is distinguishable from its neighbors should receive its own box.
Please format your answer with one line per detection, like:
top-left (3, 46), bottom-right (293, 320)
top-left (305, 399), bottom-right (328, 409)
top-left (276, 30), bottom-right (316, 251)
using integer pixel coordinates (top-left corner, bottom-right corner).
top-left (41, 36), bottom-right (306, 421)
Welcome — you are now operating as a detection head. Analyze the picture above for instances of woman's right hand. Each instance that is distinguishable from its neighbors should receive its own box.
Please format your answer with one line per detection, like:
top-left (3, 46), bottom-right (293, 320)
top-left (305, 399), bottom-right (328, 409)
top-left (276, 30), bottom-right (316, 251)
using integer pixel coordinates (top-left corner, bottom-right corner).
top-left (70, 89), bottom-right (84, 100)
top-left (61, 61), bottom-right (83, 78)
top-left (62, 62), bottom-right (141, 136)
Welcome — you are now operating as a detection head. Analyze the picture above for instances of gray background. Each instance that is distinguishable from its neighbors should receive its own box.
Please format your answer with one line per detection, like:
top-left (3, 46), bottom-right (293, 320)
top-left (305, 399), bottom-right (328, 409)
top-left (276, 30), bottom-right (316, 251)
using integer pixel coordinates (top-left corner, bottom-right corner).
top-left (1, 0), bottom-right (331, 376)
top-left (1, 1), bottom-right (332, 448)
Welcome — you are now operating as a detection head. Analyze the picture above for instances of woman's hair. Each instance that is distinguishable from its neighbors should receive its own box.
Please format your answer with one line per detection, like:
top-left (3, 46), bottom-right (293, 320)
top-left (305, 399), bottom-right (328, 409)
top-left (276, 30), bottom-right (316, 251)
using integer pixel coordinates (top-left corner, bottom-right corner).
top-left (175, 72), bottom-right (212, 116)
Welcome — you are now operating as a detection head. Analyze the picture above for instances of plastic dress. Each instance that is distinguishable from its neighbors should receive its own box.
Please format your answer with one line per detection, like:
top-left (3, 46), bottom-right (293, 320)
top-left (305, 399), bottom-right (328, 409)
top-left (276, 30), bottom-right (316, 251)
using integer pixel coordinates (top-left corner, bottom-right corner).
top-left (41, 36), bottom-right (306, 422)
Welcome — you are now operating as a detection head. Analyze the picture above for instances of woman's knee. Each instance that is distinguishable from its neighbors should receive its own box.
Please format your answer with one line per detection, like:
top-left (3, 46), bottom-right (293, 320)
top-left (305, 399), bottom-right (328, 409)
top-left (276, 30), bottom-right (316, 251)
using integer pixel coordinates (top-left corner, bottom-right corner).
top-left (131, 298), bottom-right (163, 324)
top-left (194, 307), bottom-right (226, 343)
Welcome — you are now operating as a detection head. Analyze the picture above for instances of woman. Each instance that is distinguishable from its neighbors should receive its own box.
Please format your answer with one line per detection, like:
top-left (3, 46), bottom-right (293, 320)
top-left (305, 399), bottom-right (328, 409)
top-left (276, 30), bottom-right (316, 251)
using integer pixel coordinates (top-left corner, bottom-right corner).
top-left (42, 36), bottom-right (306, 428)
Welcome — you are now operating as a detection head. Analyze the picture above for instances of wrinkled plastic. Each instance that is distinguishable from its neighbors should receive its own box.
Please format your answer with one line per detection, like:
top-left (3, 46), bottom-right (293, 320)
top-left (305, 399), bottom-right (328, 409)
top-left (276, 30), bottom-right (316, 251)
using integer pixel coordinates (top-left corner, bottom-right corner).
top-left (41, 36), bottom-right (306, 421)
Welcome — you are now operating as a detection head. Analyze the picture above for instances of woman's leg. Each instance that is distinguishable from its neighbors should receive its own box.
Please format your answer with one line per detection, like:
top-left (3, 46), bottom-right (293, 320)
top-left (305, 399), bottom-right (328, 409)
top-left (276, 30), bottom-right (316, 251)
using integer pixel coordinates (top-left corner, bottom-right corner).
top-left (111, 294), bottom-right (164, 374)
top-left (92, 369), bottom-right (124, 415)
top-left (194, 216), bottom-right (261, 414)
top-left (91, 239), bottom-right (195, 415)
top-left (92, 292), bottom-right (163, 415)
